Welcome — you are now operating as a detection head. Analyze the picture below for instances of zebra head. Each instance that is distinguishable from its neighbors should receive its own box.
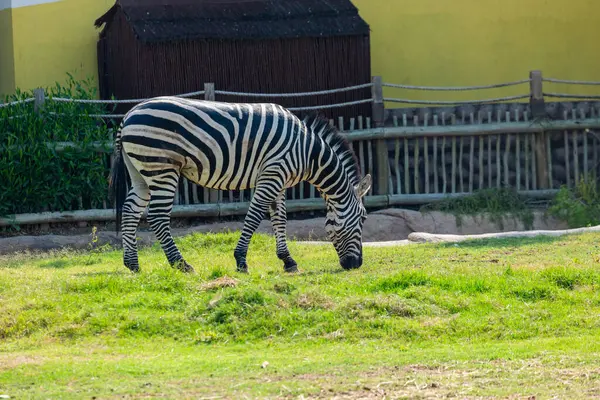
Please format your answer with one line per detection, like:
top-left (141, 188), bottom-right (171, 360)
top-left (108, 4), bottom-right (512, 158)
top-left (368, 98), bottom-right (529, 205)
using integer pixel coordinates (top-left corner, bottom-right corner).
top-left (325, 174), bottom-right (372, 270)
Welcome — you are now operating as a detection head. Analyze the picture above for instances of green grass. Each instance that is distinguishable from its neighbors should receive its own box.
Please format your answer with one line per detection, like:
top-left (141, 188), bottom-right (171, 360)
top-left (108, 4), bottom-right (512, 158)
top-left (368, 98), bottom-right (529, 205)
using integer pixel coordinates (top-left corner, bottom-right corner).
top-left (1, 231), bottom-right (600, 399)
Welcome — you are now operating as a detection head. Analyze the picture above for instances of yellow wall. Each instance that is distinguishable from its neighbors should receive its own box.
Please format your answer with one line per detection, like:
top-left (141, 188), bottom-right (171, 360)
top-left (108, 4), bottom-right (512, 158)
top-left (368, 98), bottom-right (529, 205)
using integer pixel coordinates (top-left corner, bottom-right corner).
top-left (2, 0), bottom-right (113, 97)
top-left (352, 0), bottom-right (600, 104)
top-left (2, 0), bottom-right (600, 103)
top-left (0, 8), bottom-right (15, 98)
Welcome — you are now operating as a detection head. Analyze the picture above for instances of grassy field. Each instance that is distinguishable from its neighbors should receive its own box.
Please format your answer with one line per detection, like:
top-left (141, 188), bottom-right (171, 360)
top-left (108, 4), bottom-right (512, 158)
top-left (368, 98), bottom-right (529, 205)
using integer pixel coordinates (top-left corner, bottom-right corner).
top-left (1, 230), bottom-right (599, 399)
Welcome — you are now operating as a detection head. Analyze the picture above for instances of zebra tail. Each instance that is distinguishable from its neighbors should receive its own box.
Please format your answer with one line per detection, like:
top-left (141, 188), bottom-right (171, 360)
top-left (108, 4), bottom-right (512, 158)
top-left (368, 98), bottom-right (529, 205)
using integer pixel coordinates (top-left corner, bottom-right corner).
top-left (108, 122), bottom-right (127, 234)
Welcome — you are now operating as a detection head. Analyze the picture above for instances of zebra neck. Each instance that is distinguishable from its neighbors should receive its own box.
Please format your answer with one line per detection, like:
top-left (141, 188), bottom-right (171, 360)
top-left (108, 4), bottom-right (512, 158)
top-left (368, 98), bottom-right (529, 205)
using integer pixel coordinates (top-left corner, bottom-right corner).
top-left (303, 135), bottom-right (353, 202)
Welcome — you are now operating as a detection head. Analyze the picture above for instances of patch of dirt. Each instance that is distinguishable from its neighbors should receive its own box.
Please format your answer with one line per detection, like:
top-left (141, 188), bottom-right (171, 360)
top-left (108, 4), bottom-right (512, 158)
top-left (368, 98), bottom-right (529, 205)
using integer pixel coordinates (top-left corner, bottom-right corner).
top-left (261, 361), bottom-right (600, 400)
top-left (295, 293), bottom-right (335, 310)
top-left (0, 355), bottom-right (45, 372)
top-left (201, 276), bottom-right (239, 291)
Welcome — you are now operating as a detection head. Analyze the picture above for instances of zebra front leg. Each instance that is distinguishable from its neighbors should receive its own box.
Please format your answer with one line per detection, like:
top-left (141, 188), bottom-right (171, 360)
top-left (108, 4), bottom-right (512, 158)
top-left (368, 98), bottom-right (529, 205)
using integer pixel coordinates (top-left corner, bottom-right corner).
top-left (234, 179), bottom-right (283, 273)
top-left (146, 174), bottom-right (194, 273)
top-left (121, 184), bottom-right (150, 273)
top-left (269, 191), bottom-right (298, 273)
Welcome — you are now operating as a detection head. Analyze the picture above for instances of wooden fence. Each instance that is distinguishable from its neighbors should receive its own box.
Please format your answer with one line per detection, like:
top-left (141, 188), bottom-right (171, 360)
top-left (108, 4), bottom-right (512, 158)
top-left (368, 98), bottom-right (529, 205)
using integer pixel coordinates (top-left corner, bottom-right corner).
top-left (1, 70), bottom-right (600, 226)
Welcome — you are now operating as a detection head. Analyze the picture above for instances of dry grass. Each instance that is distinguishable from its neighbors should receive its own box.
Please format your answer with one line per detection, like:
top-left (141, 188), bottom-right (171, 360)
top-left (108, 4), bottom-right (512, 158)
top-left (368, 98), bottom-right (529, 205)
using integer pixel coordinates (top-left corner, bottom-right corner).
top-left (200, 276), bottom-right (239, 291)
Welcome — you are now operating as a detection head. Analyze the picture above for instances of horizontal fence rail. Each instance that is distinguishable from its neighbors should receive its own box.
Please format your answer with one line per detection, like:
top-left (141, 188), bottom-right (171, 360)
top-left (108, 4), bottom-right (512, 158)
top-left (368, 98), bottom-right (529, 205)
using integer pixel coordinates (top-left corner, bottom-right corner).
top-left (2, 69), bottom-right (600, 227)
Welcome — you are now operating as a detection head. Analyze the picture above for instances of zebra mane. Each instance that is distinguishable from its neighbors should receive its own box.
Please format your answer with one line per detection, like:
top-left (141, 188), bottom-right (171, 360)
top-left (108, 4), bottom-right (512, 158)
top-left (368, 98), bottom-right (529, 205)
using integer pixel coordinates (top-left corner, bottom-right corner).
top-left (303, 113), bottom-right (361, 186)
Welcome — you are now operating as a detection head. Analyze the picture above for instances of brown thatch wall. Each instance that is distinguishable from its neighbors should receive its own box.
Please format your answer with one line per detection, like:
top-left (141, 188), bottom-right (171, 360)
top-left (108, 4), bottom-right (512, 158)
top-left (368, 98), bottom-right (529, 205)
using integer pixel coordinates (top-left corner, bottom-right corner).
top-left (96, 1), bottom-right (372, 123)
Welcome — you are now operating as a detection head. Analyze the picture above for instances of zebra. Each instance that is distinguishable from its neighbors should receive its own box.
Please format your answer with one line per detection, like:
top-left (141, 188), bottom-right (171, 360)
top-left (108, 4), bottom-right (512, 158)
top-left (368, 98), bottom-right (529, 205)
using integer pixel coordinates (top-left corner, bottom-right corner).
top-left (109, 96), bottom-right (372, 274)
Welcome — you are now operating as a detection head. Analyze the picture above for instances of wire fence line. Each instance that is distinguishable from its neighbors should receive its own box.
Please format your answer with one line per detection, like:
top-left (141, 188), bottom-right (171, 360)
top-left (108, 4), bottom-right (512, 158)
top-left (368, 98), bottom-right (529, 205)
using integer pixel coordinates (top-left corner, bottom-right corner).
top-left (383, 94), bottom-right (530, 106)
top-left (52, 97), bottom-right (145, 105)
top-left (543, 77), bottom-right (600, 86)
top-left (51, 89), bottom-right (207, 104)
top-left (382, 79), bottom-right (531, 91)
top-left (0, 78), bottom-right (534, 109)
top-left (0, 97), bottom-right (35, 108)
top-left (47, 112), bottom-right (127, 118)
top-left (214, 83), bottom-right (374, 98)
top-left (544, 93), bottom-right (600, 100)
top-left (2, 73), bottom-right (600, 116)
top-left (288, 98), bottom-right (373, 111)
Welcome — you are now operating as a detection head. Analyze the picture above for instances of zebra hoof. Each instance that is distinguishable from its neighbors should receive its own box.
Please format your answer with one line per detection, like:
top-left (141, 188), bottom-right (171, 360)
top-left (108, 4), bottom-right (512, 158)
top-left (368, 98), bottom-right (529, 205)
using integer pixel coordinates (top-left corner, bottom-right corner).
top-left (236, 262), bottom-right (249, 274)
top-left (284, 261), bottom-right (299, 273)
top-left (124, 260), bottom-right (140, 273)
top-left (173, 260), bottom-right (195, 273)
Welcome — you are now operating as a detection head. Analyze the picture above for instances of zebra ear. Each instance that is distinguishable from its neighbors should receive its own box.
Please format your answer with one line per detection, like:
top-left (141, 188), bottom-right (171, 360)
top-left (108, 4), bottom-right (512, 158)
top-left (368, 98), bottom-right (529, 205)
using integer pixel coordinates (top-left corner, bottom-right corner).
top-left (354, 174), bottom-right (372, 198)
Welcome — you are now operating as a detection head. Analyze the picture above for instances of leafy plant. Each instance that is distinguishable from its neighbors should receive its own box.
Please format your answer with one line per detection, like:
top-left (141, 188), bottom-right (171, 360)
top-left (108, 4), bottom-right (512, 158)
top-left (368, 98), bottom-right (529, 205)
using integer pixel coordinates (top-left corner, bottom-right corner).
top-left (0, 74), bottom-right (117, 219)
top-left (548, 174), bottom-right (600, 228)
top-left (420, 187), bottom-right (535, 229)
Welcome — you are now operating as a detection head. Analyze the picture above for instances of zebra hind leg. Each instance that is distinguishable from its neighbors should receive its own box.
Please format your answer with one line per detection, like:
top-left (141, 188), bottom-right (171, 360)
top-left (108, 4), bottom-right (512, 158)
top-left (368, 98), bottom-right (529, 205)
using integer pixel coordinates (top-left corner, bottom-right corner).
top-left (121, 184), bottom-right (150, 273)
top-left (269, 191), bottom-right (298, 273)
top-left (234, 177), bottom-right (283, 273)
top-left (146, 171), bottom-right (194, 273)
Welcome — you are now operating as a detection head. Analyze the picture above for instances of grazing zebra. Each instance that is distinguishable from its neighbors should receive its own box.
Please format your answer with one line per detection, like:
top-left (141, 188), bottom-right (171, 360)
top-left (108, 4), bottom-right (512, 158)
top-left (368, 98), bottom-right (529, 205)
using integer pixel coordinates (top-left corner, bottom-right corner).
top-left (109, 96), bottom-right (371, 274)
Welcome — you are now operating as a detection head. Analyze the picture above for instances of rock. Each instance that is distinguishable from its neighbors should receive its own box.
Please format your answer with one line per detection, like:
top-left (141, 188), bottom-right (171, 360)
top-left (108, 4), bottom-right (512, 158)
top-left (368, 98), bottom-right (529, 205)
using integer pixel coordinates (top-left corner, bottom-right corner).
top-left (361, 214), bottom-right (414, 242)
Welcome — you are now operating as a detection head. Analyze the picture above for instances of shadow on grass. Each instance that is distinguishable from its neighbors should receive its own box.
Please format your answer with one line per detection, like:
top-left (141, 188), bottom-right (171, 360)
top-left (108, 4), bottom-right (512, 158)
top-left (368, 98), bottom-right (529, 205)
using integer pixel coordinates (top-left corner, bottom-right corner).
top-left (38, 259), bottom-right (71, 269)
top-left (72, 270), bottom-right (129, 278)
top-left (438, 235), bottom-right (567, 249)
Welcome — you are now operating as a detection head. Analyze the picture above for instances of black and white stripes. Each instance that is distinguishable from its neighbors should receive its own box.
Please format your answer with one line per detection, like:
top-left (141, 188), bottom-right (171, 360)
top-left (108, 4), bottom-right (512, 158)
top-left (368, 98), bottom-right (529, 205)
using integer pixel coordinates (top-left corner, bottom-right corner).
top-left (109, 96), bottom-right (371, 273)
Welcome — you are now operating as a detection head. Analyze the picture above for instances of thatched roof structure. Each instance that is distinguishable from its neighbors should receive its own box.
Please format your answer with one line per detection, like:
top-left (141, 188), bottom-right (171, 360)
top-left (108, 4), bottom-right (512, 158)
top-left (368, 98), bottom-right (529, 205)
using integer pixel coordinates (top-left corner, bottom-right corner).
top-left (95, 0), bottom-right (372, 132)
top-left (95, 0), bottom-right (370, 42)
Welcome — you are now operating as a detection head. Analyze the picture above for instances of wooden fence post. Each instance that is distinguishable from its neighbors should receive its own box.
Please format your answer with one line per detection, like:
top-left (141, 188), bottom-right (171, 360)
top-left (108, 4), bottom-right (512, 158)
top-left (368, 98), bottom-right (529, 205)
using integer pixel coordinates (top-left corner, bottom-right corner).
top-left (204, 82), bottom-right (215, 103)
top-left (372, 76), bottom-right (389, 195)
top-left (204, 83), bottom-right (221, 203)
top-left (529, 70), bottom-right (545, 119)
top-left (33, 88), bottom-right (45, 114)
top-left (529, 70), bottom-right (550, 189)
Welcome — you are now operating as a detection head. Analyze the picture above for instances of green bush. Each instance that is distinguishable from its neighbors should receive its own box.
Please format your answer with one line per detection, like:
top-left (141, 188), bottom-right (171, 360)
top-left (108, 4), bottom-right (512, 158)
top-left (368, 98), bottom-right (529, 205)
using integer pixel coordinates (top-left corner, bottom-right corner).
top-left (0, 74), bottom-right (116, 218)
top-left (548, 175), bottom-right (600, 228)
